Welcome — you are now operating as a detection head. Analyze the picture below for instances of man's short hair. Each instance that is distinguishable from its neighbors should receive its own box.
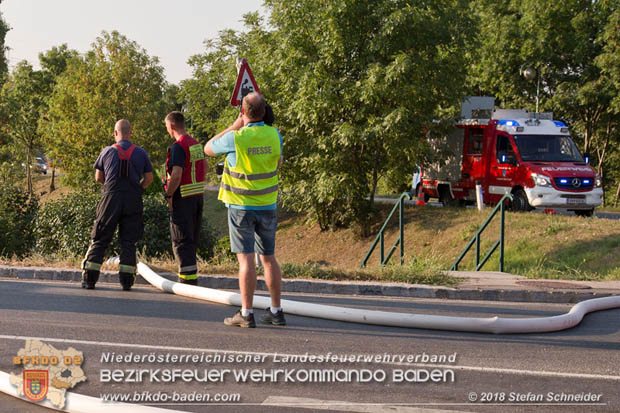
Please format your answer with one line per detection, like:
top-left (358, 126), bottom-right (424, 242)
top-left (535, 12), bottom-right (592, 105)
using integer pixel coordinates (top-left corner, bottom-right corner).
top-left (115, 119), bottom-right (131, 138)
top-left (165, 111), bottom-right (185, 129)
top-left (243, 93), bottom-right (266, 122)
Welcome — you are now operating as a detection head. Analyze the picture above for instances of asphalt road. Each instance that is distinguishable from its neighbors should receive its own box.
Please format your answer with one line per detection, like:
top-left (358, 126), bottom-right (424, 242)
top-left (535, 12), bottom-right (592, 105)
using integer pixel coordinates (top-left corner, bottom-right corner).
top-left (0, 279), bottom-right (619, 413)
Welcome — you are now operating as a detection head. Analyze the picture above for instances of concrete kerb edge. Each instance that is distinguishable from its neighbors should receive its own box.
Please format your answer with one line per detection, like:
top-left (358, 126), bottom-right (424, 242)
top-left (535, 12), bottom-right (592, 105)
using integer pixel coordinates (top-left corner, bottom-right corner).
top-left (0, 265), bottom-right (614, 304)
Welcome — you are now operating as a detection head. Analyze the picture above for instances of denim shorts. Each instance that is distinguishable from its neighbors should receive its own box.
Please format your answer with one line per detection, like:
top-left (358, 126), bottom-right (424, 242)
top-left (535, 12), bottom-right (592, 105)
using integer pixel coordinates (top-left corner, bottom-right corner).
top-left (228, 208), bottom-right (277, 255)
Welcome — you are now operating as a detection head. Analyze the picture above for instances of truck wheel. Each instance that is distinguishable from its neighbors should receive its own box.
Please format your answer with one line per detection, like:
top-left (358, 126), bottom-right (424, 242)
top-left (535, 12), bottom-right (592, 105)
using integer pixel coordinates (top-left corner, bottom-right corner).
top-left (510, 188), bottom-right (531, 212)
top-left (439, 187), bottom-right (458, 207)
top-left (575, 209), bottom-right (594, 218)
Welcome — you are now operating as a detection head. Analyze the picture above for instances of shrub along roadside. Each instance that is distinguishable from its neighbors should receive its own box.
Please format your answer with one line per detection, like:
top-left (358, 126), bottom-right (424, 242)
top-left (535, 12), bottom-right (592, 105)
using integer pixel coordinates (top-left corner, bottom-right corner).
top-left (34, 191), bottom-right (216, 260)
top-left (0, 183), bottom-right (38, 257)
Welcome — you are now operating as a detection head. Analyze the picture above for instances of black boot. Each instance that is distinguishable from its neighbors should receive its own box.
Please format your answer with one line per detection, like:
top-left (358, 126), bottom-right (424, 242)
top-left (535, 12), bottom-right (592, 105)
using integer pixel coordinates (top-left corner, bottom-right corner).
top-left (178, 277), bottom-right (198, 286)
top-left (81, 270), bottom-right (99, 289)
top-left (119, 272), bottom-right (135, 291)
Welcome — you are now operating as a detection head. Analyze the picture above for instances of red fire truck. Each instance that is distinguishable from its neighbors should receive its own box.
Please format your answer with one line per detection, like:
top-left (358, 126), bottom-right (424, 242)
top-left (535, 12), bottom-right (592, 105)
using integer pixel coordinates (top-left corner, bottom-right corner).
top-left (419, 98), bottom-right (603, 216)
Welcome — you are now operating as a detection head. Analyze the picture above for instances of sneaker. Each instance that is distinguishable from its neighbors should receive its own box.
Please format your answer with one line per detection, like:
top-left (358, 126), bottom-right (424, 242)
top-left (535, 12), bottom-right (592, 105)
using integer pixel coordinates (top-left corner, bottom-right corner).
top-left (224, 310), bottom-right (256, 328)
top-left (260, 308), bottom-right (286, 326)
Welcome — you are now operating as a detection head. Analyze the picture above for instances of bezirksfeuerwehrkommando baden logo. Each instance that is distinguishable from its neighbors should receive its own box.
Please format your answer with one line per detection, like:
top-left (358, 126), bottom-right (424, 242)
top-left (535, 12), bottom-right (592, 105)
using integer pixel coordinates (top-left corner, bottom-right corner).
top-left (10, 339), bottom-right (86, 408)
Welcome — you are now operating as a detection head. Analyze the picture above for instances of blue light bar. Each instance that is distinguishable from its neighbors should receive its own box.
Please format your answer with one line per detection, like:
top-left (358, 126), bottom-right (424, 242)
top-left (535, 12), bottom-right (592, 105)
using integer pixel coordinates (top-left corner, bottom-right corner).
top-left (497, 120), bottom-right (520, 126)
top-left (553, 121), bottom-right (567, 127)
top-left (583, 179), bottom-right (591, 185)
top-left (560, 179), bottom-right (568, 184)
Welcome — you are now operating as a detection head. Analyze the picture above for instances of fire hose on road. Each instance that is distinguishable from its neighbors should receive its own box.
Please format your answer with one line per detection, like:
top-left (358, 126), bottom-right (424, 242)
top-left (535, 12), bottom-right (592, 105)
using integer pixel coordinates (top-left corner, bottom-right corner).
top-left (135, 260), bottom-right (620, 335)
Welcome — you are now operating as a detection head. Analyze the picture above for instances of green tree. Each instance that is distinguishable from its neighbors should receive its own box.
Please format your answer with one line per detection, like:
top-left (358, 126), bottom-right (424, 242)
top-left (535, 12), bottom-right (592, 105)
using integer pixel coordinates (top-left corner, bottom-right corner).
top-left (265, 0), bottom-right (473, 233)
top-left (184, 2), bottom-right (473, 233)
top-left (41, 31), bottom-right (169, 189)
top-left (0, 9), bottom-right (9, 85)
top-left (39, 44), bottom-right (79, 80)
top-left (0, 9), bottom-right (11, 151)
top-left (0, 61), bottom-right (48, 196)
top-left (180, 28), bottom-right (245, 139)
top-left (37, 44), bottom-right (79, 192)
top-left (163, 83), bottom-right (184, 114)
top-left (597, 5), bottom-right (620, 201)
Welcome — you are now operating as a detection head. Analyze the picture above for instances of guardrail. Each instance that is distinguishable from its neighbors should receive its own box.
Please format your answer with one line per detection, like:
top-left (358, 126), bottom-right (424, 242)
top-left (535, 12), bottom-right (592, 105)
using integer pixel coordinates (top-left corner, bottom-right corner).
top-left (451, 193), bottom-right (513, 272)
top-left (360, 192), bottom-right (412, 267)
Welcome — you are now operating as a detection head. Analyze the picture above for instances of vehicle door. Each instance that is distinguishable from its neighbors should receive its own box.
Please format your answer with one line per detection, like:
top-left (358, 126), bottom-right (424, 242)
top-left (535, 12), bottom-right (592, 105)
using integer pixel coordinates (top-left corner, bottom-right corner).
top-left (487, 133), bottom-right (518, 201)
top-left (462, 127), bottom-right (484, 183)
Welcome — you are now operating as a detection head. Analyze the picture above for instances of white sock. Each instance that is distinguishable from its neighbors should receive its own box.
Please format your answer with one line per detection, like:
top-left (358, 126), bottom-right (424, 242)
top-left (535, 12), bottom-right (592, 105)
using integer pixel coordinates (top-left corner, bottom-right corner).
top-left (241, 309), bottom-right (253, 317)
top-left (270, 307), bottom-right (282, 315)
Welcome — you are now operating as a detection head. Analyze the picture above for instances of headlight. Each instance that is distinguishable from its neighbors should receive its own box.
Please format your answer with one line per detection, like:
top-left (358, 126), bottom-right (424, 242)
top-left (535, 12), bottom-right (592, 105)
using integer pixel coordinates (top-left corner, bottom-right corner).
top-left (531, 173), bottom-right (552, 187)
top-left (595, 174), bottom-right (602, 188)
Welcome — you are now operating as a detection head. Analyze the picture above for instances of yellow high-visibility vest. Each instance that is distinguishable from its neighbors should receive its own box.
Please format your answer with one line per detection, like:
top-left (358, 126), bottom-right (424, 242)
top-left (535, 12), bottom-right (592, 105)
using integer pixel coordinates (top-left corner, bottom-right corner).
top-left (218, 125), bottom-right (281, 206)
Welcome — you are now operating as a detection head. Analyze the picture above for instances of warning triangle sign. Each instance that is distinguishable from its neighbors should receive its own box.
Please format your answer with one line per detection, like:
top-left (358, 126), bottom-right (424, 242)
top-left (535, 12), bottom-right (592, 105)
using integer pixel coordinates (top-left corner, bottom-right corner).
top-left (230, 59), bottom-right (261, 106)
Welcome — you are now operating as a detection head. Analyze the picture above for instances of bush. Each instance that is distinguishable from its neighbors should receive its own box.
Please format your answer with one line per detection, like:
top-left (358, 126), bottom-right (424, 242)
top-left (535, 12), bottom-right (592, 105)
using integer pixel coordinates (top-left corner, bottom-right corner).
top-left (210, 235), bottom-right (237, 264)
top-left (141, 194), bottom-right (217, 260)
top-left (35, 191), bottom-right (99, 257)
top-left (0, 183), bottom-right (38, 256)
top-left (35, 191), bottom-right (216, 260)
top-left (140, 195), bottom-right (170, 257)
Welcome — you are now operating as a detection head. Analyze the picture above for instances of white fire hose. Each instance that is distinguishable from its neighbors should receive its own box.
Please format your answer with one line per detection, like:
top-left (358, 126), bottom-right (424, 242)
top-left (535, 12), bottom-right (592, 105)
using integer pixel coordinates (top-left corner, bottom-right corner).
top-left (136, 261), bottom-right (620, 335)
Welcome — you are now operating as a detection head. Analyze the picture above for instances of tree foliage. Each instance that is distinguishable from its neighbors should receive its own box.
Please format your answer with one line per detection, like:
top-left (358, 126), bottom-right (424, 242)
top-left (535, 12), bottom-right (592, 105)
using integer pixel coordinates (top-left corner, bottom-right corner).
top-left (0, 61), bottom-right (49, 195)
top-left (0, 182), bottom-right (38, 257)
top-left (41, 31), bottom-right (169, 189)
top-left (598, 5), bottom-right (620, 111)
top-left (268, 0), bottom-right (474, 232)
top-left (0, 10), bottom-right (9, 85)
top-left (184, 1), bottom-right (473, 233)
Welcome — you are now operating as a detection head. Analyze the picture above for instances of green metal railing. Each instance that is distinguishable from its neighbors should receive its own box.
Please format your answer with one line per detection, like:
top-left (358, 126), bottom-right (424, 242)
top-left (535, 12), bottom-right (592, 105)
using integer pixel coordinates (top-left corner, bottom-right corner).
top-left (451, 193), bottom-right (513, 272)
top-left (361, 192), bottom-right (412, 267)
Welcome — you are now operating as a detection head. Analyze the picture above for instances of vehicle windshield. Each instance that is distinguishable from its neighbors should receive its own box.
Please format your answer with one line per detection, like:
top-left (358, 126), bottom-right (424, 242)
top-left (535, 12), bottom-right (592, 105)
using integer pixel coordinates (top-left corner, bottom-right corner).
top-left (512, 135), bottom-right (584, 162)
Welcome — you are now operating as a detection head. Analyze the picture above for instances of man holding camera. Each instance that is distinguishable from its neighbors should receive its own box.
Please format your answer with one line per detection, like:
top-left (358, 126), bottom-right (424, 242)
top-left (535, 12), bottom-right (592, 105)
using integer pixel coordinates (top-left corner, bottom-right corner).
top-left (205, 92), bottom-right (284, 328)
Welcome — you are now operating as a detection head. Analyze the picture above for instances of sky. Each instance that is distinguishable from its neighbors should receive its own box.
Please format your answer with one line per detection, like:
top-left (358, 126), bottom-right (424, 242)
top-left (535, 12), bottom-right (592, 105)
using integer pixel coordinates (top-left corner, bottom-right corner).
top-left (1, 0), bottom-right (265, 84)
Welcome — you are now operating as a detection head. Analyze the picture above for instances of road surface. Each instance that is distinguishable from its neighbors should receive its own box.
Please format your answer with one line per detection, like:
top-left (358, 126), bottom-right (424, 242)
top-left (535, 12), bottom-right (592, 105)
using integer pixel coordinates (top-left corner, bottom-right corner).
top-left (0, 279), bottom-right (618, 412)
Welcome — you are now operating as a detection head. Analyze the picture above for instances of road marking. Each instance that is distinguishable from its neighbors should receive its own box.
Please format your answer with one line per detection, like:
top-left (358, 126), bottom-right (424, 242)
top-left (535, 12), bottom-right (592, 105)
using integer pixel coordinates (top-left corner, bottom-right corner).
top-left (262, 396), bottom-right (466, 412)
top-left (0, 334), bottom-right (618, 381)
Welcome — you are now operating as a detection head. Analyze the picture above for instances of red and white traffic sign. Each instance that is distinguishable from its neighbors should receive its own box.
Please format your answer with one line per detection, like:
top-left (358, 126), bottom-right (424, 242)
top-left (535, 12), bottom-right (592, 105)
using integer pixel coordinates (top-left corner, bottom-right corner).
top-left (230, 59), bottom-right (261, 106)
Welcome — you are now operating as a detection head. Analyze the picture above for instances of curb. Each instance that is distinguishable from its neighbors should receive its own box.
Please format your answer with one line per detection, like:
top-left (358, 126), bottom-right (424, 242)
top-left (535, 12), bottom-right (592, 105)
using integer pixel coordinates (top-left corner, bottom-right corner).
top-left (0, 265), bottom-right (616, 304)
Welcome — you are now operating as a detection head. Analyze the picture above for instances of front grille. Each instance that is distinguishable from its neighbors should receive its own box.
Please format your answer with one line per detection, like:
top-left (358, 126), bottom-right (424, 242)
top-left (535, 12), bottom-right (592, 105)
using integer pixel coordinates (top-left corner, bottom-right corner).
top-left (554, 177), bottom-right (593, 190)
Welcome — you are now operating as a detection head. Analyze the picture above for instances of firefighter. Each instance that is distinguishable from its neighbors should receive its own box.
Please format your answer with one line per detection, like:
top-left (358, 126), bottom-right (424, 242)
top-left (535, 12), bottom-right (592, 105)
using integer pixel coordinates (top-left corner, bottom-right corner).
top-left (82, 119), bottom-right (154, 290)
top-left (163, 111), bottom-right (208, 285)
